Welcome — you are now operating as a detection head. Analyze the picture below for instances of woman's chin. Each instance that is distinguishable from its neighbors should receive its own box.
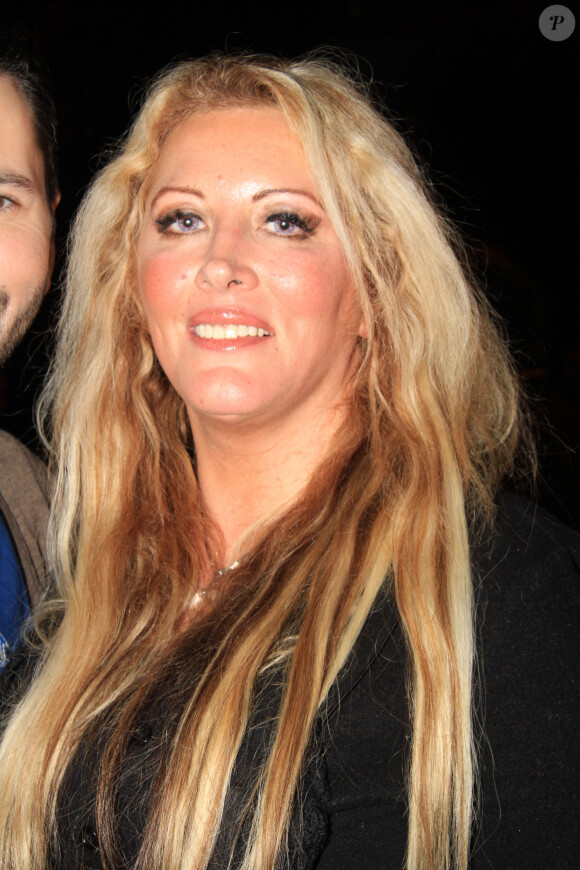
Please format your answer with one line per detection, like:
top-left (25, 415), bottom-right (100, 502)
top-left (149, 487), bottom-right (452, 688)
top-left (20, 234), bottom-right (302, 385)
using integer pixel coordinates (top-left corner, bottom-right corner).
top-left (185, 394), bottom-right (272, 429)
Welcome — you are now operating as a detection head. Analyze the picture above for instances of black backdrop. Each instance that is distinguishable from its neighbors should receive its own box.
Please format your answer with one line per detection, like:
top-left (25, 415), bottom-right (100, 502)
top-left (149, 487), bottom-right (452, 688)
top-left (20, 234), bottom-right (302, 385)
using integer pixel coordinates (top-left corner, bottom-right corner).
top-left (2, 0), bottom-right (578, 526)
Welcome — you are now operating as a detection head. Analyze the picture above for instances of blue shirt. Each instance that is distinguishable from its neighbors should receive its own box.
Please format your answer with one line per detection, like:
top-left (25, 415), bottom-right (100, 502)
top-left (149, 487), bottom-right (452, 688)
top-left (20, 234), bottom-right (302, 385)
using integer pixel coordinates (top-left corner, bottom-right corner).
top-left (0, 512), bottom-right (30, 666)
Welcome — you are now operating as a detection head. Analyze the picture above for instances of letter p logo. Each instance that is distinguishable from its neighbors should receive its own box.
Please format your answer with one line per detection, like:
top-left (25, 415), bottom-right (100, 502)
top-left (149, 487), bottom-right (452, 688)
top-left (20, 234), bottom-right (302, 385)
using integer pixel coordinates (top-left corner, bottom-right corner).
top-left (539, 5), bottom-right (576, 40)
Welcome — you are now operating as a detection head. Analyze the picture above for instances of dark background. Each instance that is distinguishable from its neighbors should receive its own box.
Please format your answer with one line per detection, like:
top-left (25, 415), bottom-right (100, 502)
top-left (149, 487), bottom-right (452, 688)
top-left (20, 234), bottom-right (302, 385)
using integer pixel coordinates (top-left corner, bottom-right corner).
top-left (2, 0), bottom-right (578, 526)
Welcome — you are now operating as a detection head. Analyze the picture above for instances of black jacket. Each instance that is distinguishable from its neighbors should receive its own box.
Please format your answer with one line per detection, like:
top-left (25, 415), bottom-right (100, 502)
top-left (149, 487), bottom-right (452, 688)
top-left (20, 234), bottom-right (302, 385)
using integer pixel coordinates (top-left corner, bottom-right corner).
top-left (318, 495), bottom-right (580, 869)
top-left (1, 494), bottom-right (578, 868)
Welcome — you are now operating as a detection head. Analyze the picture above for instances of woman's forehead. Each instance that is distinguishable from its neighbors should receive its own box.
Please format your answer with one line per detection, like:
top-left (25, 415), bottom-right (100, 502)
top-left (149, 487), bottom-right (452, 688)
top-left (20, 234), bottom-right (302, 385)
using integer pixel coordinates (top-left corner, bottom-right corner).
top-left (156, 105), bottom-right (294, 158)
top-left (144, 107), bottom-right (315, 201)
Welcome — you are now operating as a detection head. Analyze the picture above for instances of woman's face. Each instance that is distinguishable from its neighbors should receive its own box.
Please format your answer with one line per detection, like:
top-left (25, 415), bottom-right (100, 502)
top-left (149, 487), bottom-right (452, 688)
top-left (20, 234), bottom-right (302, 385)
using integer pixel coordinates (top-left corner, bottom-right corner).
top-left (137, 106), bottom-right (363, 435)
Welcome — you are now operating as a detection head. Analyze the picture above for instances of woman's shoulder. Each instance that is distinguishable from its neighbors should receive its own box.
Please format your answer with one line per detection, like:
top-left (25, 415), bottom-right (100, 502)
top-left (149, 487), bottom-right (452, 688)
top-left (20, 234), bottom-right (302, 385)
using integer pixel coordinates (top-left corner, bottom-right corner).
top-left (483, 489), bottom-right (579, 556)
top-left (498, 489), bottom-right (579, 551)
top-left (471, 491), bottom-right (578, 712)
top-left (470, 493), bottom-right (579, 868)
top-left (472, 494), bottom-right (580, 639)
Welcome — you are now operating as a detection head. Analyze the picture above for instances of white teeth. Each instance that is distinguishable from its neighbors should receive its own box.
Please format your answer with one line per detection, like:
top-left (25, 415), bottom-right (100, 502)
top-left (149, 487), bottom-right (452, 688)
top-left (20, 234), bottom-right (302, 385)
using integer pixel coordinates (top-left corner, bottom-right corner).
top-left (193, 324), bottom-right (271, 339)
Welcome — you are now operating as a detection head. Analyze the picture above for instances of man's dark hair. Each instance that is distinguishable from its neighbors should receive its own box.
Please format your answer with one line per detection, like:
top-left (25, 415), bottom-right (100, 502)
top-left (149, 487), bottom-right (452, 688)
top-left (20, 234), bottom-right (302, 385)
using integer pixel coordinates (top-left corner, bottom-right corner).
top-left (0, 29), bottom-right (59, 205)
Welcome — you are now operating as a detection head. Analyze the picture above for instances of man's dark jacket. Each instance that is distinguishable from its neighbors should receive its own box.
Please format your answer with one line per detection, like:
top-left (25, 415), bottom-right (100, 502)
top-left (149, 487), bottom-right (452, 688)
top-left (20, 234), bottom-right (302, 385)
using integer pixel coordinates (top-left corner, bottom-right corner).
top-left (0, 430), bottom-right (50, 608)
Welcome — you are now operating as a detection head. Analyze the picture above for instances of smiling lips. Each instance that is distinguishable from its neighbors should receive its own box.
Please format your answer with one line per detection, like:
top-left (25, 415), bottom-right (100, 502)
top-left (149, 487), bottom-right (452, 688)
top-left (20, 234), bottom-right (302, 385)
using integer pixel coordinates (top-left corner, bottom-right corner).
top-left (188, 310), bottom-right (273, 348)
top-left (193, 324), bottom-right (271, 339)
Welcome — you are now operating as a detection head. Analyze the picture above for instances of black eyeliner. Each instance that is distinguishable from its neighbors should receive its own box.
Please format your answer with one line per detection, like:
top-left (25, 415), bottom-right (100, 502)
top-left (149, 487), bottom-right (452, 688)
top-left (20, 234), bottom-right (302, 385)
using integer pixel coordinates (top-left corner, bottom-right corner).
top-left (155, 209), bottom-right (198, 233)
top-left (266, 211), bottom-right (315, 234)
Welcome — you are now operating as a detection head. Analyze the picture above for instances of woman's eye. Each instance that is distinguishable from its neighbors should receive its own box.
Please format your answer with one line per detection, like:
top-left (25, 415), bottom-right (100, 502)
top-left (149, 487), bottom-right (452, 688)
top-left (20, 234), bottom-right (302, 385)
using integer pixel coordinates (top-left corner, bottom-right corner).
top-left (155, 210), bottom-right (202, 234)
top-left (265, 212), bottom-right (314, 237)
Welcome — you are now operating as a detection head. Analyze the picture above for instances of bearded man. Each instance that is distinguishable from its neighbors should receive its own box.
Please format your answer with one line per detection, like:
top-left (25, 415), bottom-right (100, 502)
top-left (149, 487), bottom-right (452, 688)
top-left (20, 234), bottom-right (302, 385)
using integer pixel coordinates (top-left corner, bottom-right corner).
top-left (0, 36), bottom-right (59, 662)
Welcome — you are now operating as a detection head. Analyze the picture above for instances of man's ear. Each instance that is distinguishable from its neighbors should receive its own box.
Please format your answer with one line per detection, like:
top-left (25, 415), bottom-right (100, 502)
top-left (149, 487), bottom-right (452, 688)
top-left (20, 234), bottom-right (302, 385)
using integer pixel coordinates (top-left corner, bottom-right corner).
top-left (46, 190), bottom-right (61, 289)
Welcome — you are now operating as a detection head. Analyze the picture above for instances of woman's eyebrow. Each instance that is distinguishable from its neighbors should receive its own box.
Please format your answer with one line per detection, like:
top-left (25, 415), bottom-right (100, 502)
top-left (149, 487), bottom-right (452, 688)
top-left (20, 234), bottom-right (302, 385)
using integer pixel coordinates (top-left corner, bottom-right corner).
top-left (150, 185), bottom-right (205, 208)
top-left (252, 187), bottom-right (321, 207)
top-left (149, 185), bottom-right (322, 210)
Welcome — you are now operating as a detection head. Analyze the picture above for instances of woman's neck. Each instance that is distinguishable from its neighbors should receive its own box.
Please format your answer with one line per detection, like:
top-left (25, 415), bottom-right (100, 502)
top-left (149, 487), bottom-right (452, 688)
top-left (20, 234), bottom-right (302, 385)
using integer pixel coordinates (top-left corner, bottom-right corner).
top-left (191, 402), bottom-right (349, 565)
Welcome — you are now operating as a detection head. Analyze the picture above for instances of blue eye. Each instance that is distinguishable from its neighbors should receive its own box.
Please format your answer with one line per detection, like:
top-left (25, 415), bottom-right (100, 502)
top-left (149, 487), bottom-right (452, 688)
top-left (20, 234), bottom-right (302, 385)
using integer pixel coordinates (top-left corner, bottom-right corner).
top-left (266, 212), bottom-right (314, 236)
top-left (156, 210), bottom-right (201, 234)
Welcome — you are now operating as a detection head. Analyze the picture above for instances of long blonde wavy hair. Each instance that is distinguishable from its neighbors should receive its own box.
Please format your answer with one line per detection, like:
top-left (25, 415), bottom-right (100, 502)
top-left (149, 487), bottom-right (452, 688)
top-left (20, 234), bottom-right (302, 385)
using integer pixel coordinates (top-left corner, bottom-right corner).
top-left (0, 54), bottom-right (524, 869)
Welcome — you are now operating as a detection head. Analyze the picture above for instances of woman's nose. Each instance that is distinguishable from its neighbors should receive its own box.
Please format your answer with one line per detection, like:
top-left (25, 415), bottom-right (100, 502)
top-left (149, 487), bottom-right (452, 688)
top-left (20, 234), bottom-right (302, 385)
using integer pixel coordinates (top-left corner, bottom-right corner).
top-left (196, 227), bottom-right (258, 293)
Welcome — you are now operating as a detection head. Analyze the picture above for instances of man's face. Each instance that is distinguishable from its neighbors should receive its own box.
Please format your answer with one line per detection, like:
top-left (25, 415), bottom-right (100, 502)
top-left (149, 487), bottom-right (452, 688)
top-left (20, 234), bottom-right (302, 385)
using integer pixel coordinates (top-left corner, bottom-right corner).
top-left (0, 74), bottom-right (56, 365)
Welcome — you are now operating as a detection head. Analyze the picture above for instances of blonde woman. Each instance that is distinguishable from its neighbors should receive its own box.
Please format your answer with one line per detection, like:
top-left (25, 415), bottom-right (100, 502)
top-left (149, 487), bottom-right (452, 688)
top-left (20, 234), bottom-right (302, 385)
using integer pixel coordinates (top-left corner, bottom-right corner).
top-left (0, 54), bottom-right (577, 870)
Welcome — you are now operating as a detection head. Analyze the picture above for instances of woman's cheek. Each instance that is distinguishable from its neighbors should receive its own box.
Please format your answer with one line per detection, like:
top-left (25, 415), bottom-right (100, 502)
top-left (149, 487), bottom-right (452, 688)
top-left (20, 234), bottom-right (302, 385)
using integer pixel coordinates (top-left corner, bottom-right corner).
top-left (139, 251), bottom-right (190, 316)
top-left (268, 256), bottom-right (328, 316)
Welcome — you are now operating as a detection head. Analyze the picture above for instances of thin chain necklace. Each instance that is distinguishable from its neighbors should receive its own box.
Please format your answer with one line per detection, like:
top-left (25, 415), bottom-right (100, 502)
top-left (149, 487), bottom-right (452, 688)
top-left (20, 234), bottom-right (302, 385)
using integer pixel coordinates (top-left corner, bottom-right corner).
top-left (212, 558), bottom-right (240, 580)
top-left (190, 557), bottom-right (241, 606)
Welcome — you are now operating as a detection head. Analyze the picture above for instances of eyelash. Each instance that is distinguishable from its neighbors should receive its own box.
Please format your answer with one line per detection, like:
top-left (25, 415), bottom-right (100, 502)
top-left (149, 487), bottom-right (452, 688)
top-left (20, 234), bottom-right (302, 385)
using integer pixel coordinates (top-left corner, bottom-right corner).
top-left (155, 210), bottom-right (200, 234)
top-left (154, 209), bottom-right (316, 238)
top-left (265, 211), bottom-right (315, 237)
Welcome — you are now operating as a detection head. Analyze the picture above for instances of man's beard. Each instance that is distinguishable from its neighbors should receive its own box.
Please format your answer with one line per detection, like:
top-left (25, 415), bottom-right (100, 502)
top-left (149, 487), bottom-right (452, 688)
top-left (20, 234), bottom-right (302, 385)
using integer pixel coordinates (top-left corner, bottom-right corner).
top-left (0, 284), bottom-right (45, 366)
